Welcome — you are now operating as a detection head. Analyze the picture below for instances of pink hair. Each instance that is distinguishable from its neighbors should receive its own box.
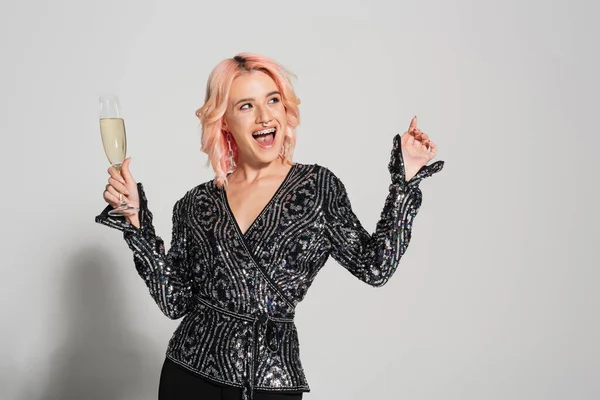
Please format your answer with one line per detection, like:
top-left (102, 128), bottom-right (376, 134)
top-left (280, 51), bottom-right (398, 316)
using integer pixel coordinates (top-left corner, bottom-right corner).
top-left (195, 53), bottom-right (301, 188)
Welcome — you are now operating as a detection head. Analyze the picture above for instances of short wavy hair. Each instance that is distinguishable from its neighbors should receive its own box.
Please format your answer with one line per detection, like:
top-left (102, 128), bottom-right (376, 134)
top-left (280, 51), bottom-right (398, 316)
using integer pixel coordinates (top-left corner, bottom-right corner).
top-left (195, 53), bottom-right (301, 188)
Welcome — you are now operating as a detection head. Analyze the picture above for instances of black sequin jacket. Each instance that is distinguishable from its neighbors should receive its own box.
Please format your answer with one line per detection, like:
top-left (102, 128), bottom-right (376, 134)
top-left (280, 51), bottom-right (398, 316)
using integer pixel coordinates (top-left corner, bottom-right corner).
top-left (95, 134), bottom-right (444, 400)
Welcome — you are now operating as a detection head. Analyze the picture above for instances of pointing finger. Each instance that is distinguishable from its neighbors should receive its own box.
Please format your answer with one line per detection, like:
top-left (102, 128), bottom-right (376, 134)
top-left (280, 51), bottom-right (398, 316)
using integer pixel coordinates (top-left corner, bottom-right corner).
top-left (409, 115), bottom-right (418, 131)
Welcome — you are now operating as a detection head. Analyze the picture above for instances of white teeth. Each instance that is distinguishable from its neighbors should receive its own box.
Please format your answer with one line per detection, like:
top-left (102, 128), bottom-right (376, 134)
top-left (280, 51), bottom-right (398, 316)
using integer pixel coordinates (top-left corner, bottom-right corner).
top-left (252, 127), bottom-right (276, 137)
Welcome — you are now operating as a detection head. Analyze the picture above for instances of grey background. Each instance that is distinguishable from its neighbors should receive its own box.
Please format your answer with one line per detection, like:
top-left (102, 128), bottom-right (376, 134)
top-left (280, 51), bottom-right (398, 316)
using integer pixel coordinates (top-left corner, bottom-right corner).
top-left (1, 0), bottom-right (598, 399)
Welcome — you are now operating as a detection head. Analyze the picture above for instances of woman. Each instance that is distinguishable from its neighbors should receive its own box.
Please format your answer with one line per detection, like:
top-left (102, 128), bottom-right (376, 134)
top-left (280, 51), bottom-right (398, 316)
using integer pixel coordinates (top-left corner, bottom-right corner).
top-left (96, 53), bottom-right (444, 400)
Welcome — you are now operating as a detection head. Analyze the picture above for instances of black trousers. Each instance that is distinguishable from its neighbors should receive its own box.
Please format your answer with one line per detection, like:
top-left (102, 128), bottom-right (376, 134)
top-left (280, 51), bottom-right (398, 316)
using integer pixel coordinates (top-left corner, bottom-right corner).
top-left (159, 357), bottom-right (304, 400)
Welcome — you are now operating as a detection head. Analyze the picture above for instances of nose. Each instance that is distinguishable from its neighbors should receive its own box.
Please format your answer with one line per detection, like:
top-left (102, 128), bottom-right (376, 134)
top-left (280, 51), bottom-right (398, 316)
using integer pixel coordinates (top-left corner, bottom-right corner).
top-left (256, 105), bottom-right (273, 126)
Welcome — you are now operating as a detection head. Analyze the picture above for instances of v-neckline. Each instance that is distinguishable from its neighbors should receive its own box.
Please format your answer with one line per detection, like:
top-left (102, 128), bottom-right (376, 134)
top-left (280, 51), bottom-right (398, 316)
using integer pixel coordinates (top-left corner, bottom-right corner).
top-left (221, 163), bottom-right (297, 239)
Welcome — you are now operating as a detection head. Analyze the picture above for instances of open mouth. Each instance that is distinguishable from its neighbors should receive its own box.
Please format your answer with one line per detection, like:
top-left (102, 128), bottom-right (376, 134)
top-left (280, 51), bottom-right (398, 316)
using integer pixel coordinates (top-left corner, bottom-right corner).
top-left (252, 127), bottom-right (277, 148)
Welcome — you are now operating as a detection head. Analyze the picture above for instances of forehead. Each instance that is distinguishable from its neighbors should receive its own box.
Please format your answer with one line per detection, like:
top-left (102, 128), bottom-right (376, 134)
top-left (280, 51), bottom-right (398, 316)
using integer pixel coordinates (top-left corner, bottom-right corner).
top-left (229, 70), bottom-right (278, 98)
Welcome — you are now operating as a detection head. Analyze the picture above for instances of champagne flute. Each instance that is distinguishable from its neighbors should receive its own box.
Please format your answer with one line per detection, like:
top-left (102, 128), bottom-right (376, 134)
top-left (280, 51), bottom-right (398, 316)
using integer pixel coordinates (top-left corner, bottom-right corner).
top-left (99, 95), bottom-right (139, 216)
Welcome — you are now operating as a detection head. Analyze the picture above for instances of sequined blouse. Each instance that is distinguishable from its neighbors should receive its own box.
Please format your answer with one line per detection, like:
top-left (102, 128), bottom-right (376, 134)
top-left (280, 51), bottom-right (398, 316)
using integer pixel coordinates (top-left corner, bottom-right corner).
top-left (95, 134), bottom-right (444, 400)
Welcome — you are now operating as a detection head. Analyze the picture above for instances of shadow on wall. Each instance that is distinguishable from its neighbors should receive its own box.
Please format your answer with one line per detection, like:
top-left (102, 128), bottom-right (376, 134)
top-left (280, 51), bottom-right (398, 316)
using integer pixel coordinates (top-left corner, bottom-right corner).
top-left (39, 247), bottom-right (157, 400)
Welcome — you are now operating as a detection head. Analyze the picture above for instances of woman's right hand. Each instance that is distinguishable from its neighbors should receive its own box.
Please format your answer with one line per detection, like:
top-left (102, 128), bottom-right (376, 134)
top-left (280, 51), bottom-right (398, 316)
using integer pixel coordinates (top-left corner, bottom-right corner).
top-left (103, 157), bottom-right (141, 228)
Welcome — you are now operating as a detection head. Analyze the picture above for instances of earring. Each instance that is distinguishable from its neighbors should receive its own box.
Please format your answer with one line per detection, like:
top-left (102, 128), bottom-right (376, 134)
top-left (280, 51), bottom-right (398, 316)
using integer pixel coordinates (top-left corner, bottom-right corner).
top-left (226, 132), bottom-right (236, 172)
top-left (279, 142), bottom-right (285, 158)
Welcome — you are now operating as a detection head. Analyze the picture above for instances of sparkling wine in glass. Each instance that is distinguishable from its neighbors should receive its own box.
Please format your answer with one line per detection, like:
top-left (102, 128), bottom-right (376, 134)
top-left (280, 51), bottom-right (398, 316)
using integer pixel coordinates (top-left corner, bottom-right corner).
top-left (99, 95), bottom-right (139, 216)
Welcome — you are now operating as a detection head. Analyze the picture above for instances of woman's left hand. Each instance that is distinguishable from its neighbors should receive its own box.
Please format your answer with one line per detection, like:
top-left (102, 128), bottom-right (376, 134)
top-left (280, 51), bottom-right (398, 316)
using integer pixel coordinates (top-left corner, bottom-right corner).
top-left (401, 116), bottom-right (438, 182)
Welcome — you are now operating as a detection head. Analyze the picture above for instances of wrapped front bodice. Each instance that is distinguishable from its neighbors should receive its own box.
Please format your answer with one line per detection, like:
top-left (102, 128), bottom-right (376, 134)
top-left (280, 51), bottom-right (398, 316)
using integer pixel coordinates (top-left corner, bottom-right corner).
top-left (95, 134), bottom-right (444, 399)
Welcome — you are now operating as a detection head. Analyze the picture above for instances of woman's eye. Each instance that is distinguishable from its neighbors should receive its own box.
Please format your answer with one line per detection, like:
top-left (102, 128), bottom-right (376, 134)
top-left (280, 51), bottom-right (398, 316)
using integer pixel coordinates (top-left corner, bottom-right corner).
top-left (269, 97), bottom-right (280, 104)
top-left (240, 103), bottom-right (252, 110)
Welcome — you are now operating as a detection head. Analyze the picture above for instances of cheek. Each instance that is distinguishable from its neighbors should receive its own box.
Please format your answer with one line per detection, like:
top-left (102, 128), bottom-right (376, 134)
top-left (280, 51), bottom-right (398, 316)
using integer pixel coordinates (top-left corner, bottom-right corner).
top-left (276, 107), bottom-right (288, 123)
top-left (228, 115), bottom-right (250, 133)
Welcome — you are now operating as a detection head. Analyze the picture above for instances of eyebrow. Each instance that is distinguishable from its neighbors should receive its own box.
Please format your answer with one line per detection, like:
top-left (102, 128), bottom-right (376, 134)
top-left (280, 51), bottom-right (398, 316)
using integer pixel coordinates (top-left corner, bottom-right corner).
top-left (234, 91), bottom-right (281, 107)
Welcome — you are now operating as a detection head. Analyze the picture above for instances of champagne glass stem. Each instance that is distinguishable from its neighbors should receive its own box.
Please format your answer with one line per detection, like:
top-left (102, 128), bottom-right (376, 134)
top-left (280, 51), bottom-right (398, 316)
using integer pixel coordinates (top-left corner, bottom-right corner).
top-left (115, 165), bottom-right (128, 208)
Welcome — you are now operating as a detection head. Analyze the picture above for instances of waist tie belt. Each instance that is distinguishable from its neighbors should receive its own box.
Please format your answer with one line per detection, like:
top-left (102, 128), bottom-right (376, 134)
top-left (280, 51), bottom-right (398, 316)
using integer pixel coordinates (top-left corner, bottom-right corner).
top-left (196, 296), bottom-right (295, 400)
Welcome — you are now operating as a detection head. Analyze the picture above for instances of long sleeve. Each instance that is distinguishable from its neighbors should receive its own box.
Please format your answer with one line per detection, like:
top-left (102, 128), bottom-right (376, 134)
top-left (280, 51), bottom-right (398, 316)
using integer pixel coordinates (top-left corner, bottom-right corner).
top-left (324, 134), bottom-right (444, 287)
top-left (95, 182), bottom-right (193, 319)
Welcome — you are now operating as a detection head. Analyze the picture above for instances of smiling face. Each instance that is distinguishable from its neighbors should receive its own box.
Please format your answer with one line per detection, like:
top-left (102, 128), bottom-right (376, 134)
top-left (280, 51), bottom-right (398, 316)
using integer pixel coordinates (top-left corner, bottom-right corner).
top-left (223, 70), bottom-right (288, 167)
